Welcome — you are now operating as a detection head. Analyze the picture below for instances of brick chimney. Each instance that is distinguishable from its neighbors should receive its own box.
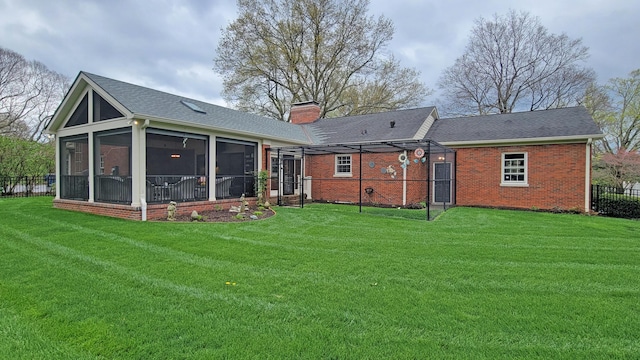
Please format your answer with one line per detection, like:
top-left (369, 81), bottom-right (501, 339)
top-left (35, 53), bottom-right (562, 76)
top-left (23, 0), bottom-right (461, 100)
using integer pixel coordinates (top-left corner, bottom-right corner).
top-left (290, 101), bottom-right (321, 124)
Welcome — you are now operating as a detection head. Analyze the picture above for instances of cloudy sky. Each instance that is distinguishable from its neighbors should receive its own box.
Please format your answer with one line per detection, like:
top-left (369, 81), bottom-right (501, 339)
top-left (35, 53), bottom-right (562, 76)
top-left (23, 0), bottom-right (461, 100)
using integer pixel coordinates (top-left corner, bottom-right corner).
top-left (1, 0), bottom-right (638, 108)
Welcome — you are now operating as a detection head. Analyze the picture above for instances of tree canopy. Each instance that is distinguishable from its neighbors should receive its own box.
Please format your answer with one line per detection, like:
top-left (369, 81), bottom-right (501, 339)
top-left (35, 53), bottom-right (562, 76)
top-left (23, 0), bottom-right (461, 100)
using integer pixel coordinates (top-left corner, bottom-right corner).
top-left (0, 46), bottom-right (69, 141)
top-left (438, 10), bottom-right (595, 116)
top-left (586, 69), bottom-right (640, 189)
top-left (214, 0), bottom-right (430, 121)
top-left (589, 69), bottom-right (640, 154)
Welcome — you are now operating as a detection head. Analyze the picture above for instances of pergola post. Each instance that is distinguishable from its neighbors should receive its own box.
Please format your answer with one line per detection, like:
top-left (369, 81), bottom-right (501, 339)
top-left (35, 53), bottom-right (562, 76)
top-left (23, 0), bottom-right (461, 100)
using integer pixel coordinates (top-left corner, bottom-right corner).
top-left (359, 145), bottom-right (363, 213)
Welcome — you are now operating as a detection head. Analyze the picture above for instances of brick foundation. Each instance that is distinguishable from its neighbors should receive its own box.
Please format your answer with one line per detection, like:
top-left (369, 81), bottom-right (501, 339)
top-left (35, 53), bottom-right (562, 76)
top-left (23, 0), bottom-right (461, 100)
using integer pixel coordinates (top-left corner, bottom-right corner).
top-left (53, 198), bottom-right (258, 221)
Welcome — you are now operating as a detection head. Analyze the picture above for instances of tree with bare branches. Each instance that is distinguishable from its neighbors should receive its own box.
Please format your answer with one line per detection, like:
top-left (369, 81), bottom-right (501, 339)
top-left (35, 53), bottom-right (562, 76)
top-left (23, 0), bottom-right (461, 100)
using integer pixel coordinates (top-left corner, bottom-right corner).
top-left (586, 69), bottom-right (640, 189)
top-left (0, 47), bottom-right (69, 141)
top-left (438, 10), bottom-right (595, 116)
top-left (214, 0), bottom-right (430, 121)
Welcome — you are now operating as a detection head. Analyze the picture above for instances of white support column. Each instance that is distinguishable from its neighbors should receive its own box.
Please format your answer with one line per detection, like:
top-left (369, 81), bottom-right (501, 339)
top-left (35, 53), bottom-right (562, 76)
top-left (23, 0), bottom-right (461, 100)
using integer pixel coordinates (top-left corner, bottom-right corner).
top-left (209, 135), bottom-right (216, 200)
top-left (54, 135), bottom-right (60, 199)
top-left (130, 121), bottom-right (143, 207)
top-left (88, 132), bottom-right (95, 202)
top-left (402, 150), bottom-right (407, 206)
top-left (585, 138), bottom-right (592, 213)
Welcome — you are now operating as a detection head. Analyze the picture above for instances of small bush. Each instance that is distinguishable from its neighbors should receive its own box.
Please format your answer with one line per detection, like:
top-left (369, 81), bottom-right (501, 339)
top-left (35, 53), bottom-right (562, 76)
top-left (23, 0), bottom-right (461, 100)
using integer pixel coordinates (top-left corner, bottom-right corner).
top-left (254, 211), bottom-right (263, 217)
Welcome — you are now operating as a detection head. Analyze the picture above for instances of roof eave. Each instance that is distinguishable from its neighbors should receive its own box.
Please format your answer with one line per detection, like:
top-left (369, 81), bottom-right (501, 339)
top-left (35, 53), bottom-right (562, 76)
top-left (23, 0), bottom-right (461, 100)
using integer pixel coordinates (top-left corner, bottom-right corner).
top-left (133, 114), bottom-right (312, 145)
top-left (439, 134), bottom-right (605, 147)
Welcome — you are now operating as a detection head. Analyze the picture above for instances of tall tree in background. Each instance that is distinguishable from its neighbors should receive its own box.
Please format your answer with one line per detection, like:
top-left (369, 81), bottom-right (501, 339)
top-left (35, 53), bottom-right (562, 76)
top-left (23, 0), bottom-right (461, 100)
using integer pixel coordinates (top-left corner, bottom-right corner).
top-left (438, 10), bottom-right (595, 116)
top-left (590, 69), bottom-right (640, 154)
top-left (0, 47), bottom-right (69, 141)
top-left (214, 0), bottom-right (430, 121)
top-left (586, 69), bottom-right (640, 189)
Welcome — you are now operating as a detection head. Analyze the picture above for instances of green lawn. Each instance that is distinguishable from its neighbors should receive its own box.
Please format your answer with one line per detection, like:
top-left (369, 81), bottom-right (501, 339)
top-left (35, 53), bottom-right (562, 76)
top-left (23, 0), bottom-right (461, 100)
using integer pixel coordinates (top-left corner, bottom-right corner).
top-left (0, 197), bottom-right (639, 359)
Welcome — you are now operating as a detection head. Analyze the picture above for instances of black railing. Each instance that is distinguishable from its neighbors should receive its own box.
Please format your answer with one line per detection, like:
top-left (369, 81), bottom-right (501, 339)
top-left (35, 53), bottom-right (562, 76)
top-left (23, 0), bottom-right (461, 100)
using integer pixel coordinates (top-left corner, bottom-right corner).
top-left (95, 176), bottom-right (132, 204)
top-left (0, 175), bottom-right (55, 198)
top-left (61, 175), bottom-right (89, 200)
top-left (591, 184), bottom-right (640, 219)
top-left (215, 175), bottom-right (255, 200)
top-left (146, 175), bottom-right (208, 203)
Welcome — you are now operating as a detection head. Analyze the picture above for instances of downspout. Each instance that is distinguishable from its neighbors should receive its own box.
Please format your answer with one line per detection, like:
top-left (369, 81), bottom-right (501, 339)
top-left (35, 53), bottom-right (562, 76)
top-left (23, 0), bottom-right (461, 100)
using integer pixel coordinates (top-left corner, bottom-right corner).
top-left (585, 138), bottom-right (593, 213)
top-left (141, 196), bottom-right (147, 221)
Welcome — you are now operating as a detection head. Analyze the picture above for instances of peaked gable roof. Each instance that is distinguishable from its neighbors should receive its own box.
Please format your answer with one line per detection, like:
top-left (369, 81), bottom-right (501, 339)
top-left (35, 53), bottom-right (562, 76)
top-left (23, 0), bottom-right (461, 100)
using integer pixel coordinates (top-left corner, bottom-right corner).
top-left (427, 106), bottom-right (603, 145)
top-left (49, 72), bottom-right (313, 144)
top-left (304, 107), bottom-right (437, 145)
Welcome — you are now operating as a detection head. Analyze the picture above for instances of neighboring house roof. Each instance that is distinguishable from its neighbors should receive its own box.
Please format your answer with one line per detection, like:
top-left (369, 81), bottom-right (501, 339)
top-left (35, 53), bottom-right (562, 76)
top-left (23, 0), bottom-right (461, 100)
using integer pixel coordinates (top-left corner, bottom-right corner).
top-left (427, 106), bottom-right (603, 145)
top-left (50, 72), bottom-right (313, 144)
top-left (304, 107), bottom-right (437, 145)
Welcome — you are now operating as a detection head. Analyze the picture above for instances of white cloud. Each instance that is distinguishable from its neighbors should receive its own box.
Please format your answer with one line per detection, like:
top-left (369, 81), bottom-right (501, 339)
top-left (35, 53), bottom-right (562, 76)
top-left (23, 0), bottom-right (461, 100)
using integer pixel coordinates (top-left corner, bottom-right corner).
top-left (0, 0), bottom-right (638, 109)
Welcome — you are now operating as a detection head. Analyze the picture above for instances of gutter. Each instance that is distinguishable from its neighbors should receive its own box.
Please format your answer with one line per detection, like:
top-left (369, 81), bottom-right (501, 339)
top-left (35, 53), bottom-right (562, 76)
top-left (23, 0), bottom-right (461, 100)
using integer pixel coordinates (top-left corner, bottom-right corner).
top-left (438, 134), bottom-right (605, 148)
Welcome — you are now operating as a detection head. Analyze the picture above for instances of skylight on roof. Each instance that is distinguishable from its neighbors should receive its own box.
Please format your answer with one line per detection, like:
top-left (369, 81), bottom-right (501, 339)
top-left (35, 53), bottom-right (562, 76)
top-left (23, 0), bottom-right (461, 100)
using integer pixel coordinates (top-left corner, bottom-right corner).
top-left (180, 100), bottom-right (206, 114)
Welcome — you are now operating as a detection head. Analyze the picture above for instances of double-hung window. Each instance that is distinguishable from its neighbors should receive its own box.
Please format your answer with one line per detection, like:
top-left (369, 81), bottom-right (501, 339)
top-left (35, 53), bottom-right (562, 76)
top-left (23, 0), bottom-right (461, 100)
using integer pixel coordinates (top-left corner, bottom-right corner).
top-left (335, 155), bottom-right (352, 177)
top-left (501, 152), bottom-right (528, 186)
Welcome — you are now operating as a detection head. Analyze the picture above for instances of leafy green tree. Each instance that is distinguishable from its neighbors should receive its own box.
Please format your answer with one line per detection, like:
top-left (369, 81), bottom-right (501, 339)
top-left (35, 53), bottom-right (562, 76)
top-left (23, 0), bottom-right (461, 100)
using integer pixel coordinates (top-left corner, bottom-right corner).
top-left (591, 69), bottom-right (640, 154)
top-left (214, 0), bottom-right (430, 121)
top-left (438, 10), bottom-right (595, 116)
top-left (586, 69), bottom-right (640, 189)
top-left (0, 136), bottom-right (55, 192)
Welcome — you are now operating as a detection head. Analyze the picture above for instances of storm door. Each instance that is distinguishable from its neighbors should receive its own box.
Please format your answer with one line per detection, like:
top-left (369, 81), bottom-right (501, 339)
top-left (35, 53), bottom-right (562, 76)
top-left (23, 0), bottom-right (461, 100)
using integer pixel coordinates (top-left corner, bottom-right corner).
top-left (433, 162), bottom-right (451, 203)
top-left (282, 157), bottom-right (301, 196)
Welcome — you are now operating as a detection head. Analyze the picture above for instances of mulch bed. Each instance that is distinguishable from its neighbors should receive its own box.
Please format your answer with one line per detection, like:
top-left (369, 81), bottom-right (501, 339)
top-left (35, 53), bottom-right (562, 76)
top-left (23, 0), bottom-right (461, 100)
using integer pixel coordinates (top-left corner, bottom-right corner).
top-left (160, 208), bottom-right (275, 222)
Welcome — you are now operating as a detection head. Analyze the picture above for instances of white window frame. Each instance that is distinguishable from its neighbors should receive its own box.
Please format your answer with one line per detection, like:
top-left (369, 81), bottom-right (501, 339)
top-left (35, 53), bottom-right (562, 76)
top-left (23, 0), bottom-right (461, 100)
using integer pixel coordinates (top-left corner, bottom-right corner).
top-left (501, 152), bottom-right (528, 187)
top-left (334, 154), bottom-right (352, 177)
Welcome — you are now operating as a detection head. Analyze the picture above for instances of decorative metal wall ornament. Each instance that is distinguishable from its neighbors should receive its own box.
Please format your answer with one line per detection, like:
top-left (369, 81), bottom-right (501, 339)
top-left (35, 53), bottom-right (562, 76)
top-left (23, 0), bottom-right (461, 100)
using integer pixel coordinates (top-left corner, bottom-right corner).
top-left (398, 153), bottom-right (408, 163)
top-left (386, 165), bottom-right (397, 178)
top-left (414, 148), bottom-right (425, 158)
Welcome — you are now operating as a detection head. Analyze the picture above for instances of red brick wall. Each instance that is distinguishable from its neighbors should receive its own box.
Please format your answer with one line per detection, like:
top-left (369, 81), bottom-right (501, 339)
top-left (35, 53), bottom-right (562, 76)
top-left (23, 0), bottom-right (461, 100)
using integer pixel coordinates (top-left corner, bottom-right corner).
top-left (454, 143), bottom-right (587, 211)
top-left (305, 152), bottom-right (431, 206)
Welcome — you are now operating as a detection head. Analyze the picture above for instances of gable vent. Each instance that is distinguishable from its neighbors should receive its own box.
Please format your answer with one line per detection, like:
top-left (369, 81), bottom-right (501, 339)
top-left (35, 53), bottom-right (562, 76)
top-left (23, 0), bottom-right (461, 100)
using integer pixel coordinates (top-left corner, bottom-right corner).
top-left (180, 100), bottom-right (206, 114)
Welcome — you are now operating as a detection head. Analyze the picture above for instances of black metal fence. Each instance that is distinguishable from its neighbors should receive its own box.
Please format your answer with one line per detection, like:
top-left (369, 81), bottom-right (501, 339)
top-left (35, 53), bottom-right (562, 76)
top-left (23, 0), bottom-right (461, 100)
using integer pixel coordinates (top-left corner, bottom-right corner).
top-left (0, 175), bottom-right (55, 198)
top-left (591, 184), bottom-right (640, 219)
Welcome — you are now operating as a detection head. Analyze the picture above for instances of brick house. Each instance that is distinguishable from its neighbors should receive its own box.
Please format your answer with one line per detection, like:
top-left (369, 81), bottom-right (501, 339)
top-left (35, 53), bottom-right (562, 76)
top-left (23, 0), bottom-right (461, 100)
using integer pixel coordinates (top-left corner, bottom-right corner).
top-left (283, 104), bottom-right (602, 213)
top-left (46, 72), bottom-right (602, 220)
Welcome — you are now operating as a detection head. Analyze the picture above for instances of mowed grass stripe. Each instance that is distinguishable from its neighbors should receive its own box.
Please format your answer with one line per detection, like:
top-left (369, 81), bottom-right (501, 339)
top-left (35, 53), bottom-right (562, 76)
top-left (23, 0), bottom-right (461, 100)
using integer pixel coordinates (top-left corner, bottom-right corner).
top-left (0, 198), bottom-right (639, 358)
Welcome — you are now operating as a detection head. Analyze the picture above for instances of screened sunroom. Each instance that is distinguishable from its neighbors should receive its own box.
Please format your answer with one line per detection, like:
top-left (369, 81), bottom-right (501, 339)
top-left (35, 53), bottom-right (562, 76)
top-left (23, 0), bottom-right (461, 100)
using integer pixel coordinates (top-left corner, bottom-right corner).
top-left (47, 71), bottom-right (315, 220)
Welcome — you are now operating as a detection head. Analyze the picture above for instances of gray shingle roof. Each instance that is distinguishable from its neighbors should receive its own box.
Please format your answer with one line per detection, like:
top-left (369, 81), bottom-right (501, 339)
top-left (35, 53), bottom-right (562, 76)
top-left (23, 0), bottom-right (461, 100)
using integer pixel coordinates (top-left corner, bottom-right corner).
top-left (82, 72), bottom-right (312, 143)
top-left (78, 72), bottom-right (601, 147)
top-left (304, 107), bottom-right (436, 144)
top-left (426, 106), bottom-right (602, 143)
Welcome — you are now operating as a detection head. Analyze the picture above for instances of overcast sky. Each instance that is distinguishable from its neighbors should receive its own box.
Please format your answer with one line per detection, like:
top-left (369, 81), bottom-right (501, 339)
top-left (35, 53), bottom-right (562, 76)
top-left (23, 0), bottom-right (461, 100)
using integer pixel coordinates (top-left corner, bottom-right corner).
top-left (1, 0), bottom-right (638, 108)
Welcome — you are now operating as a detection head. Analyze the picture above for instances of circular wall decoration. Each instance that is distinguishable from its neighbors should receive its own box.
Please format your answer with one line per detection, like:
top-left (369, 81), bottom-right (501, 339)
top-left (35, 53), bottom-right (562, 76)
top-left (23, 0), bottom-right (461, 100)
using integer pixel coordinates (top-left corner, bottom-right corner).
top-left (398, 153), bottom-right (408, 163)
top-left (414, 148), bottom-right (425, 158)
top-left (369, 161), bottom-right (375, 168)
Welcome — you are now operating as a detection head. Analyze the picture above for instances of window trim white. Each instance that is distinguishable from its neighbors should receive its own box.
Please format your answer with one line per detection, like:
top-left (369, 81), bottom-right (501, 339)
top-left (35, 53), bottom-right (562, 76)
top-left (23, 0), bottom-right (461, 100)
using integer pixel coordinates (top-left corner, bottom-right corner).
top-left (334, 154), bottom-right (352, 177)
top-left (501, 152), bottom-right (528, 187)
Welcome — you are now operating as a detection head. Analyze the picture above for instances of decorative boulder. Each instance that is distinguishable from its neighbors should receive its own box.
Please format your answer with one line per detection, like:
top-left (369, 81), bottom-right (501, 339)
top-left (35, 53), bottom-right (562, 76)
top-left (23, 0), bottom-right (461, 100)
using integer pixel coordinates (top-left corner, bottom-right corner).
top-left (191, 210), bottom-right (200, 221)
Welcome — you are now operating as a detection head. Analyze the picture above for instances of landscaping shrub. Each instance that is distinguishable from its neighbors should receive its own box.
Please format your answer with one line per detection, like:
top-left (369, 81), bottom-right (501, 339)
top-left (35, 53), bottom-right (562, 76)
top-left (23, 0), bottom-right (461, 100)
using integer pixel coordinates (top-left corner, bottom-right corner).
top-left (596, 194), bottom-right (640, 219)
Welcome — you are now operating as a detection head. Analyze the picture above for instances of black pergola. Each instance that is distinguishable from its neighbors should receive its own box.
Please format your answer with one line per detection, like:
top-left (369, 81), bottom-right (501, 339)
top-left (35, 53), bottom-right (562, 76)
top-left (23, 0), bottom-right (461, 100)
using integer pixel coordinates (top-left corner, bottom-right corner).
top-left (271, 139), bottom-right (456, 221)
